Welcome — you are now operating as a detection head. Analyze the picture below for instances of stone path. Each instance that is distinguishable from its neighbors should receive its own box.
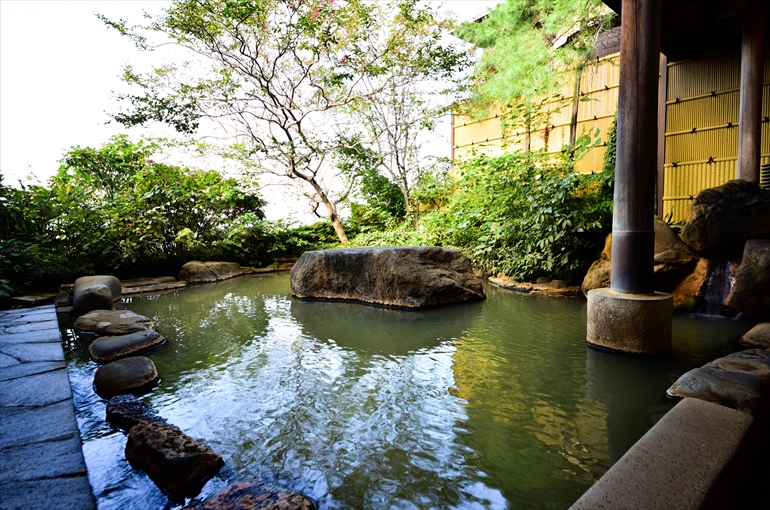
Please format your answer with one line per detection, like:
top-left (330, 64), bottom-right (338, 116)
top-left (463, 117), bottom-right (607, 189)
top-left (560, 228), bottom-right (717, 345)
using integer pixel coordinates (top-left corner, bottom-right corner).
top-left (0, 305), bottom-right (95, 510)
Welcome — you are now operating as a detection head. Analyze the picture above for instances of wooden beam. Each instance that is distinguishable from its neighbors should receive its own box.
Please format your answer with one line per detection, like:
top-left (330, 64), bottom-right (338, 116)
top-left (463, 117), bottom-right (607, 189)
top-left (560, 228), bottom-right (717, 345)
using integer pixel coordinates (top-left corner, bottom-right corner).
top-left (737, 0), bottom-right (765, 183)
top-left (611, 0), bottom-right (661, 295)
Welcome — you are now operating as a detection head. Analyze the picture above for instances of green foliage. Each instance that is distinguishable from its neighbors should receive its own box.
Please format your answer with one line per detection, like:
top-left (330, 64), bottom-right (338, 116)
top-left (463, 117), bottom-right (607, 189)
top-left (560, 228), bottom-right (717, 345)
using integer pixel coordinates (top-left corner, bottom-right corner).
top-left (602, 113), bottom-right (617, 174)
top-left (455, 0), bottom-right (615, 109)
top-left (348, 146), bottom-right (614, 283)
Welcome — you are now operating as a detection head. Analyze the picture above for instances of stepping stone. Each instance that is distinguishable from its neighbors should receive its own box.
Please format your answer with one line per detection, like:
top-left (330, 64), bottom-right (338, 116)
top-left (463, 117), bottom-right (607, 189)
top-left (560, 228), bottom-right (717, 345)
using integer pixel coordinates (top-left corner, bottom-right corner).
top-left (187, 482), bottom-right (315, 510)
top-left (74, 310), bottom-right (154, 335)
top-left (88, 330), bottom-right (165, 364)
top-left (126, 422), bottom-right (224, 501)
top-left (72, 275), bottom-right (122, 317)
top-left (94, 357), bottom-right (159, 399)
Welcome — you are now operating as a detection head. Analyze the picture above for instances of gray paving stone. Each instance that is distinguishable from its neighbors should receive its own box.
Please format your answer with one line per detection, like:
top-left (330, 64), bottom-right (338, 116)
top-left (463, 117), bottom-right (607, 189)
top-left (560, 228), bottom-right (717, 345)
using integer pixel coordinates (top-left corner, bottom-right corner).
top-left (0, 400), bottom-right (79, 449)
top-left (0, 476), bottom-right (95, 510)
top-left (2, 321), bottom-right (60, 334)
top-left (0, 352), bottom-right (19, 368)
top-left (0, 342), bottom-right (63, 363)
top-left (0, 328), bottom-right (62, 345)
top-left (0, 369), bottom-right (73, 407)
top-left (0, 433), bottom-right (87, 483)
top-left (0, 361), bottom-right (66, 382)
top-left (0, 406), bottom-right (34, 419)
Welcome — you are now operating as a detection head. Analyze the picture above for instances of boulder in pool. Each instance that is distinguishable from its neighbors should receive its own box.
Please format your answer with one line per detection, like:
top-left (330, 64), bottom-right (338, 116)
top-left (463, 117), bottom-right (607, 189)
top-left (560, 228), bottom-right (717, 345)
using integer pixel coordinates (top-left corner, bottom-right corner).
top-left (89, 330), bottom-right (165, 364)
top-left (74, 309), bottom-right (154, 335)
top-left (126, 421), bottom-right (224, 501)
top-left (666, 349), bottom-right (770, 417)
top-left (72, 275), bottom-right (122, 317)
top-left (741, 323), bottom-right (770, 350)
top-left (290, 246), bottom-right (485, 309)
top-left (186, 482), bottom-right (315, 510)
top-left (726, 239), bottom-right (770, 320)
top-left (179, 261), bottom-right (243, 283)
top-left (94, 356), bottom-right (160, 399)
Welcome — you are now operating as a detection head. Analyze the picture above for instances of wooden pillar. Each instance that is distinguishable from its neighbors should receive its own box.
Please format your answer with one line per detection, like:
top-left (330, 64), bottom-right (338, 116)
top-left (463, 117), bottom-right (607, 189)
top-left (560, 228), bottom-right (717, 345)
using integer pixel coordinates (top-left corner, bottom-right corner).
top-left (737, 0), bottom-right (765, 183)
top-left (657, 54), bottom-right (668, 218)
top-left (611, 0), bottom-right (661, 295)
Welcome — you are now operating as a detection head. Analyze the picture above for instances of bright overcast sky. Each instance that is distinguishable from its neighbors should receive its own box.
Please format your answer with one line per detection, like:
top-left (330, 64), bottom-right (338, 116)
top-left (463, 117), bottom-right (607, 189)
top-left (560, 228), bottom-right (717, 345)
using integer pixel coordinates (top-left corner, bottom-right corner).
top-left (0, 0), bottom-right (501, 218)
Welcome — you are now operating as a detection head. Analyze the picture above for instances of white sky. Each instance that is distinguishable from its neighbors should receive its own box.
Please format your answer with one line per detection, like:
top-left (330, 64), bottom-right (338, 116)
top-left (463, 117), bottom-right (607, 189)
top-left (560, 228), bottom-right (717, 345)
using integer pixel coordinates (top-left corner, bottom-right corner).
top-left (0, 0), bottom-right (500, 219)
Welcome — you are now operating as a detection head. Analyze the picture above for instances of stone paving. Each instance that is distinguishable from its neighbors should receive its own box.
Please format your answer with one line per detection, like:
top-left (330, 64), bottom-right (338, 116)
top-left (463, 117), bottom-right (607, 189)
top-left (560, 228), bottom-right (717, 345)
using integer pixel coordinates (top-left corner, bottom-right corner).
top-left (0, 305), bottom-right (95, 510)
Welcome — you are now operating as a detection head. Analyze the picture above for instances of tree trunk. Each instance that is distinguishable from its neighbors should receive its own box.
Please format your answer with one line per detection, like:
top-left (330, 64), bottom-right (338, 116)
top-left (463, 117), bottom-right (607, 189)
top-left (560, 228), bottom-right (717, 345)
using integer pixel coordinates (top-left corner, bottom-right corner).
top-left (320, 194), bottom-right (348, 243)
top-left (570, 67), bottom-right (583, 147)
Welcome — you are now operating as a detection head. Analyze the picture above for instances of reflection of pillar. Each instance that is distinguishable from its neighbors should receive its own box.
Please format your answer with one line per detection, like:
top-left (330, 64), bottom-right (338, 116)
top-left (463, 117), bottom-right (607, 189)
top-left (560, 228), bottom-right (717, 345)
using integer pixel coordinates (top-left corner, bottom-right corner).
top-left (737, 0), bottom-right (765, 183)
top-left (587, 0), bottom-right (672, 355)
top-left (585, 348), bottom-right (671, 463)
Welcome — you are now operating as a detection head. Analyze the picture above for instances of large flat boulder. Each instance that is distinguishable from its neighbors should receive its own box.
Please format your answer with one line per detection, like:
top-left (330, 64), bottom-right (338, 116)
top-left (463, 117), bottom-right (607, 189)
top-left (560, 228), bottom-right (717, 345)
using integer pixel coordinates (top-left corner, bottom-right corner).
top-left (73, 309), bottom-right (154, 335)
top-left (94, 357), bottom-right (160, 399)
top-left (89, 330), bottom-right (165, 364)
top-left (72, 275), bottom-right (122, 317)
top-left (126, 422), bottom-right (224, 501)
top-left (179, 261), bottom-right (243, 283)
top-left (726, 239), bottom-right (770, 320)
top-left (741, 323), bottom-right (770, 350)
top-left (679, 179), bottom-right (770, 257)
top-left (290, 246), bottom-right (485, 309)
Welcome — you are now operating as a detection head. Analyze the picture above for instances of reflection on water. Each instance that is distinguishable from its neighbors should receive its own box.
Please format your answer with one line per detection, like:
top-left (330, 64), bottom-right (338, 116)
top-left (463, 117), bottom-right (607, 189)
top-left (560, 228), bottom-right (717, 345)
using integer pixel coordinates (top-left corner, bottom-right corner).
top-left (61, 273), bottom-right (752, 509)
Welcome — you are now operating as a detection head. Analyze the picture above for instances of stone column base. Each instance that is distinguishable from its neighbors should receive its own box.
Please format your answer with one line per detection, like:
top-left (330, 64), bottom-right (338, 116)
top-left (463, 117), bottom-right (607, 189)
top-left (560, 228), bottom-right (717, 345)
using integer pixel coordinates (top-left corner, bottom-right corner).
top-left (587, 288), bottom-right (673, 355)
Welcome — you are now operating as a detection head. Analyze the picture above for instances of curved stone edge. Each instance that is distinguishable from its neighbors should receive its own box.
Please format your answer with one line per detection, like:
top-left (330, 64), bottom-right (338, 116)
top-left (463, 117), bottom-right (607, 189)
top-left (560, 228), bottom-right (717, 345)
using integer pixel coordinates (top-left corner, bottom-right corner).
top-left (570, 398), bottom-right (760, 510)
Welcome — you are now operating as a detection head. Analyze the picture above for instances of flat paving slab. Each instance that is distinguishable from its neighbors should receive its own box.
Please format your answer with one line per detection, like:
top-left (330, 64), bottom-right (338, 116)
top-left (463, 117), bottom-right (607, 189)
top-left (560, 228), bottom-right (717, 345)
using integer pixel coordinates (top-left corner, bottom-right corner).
top-left (0, 305), bottom-right (95, 510)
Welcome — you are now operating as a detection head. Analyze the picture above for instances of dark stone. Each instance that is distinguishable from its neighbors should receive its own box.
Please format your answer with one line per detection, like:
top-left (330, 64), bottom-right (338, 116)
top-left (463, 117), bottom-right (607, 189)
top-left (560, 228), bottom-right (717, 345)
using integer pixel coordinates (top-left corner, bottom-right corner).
top-left (73, 309), bottom-right (154, 335)
top-left (741, 323), bottom-right (770, 350)
top-left (53, 291), bottom-right (72, 307)
top-left (290, 246), bottom-right (485, 309)
top-left (89, 330), bottom-right (165, 364)
top-left (667, 349), bottom-right (770, 417)
top-left (726, 239), bottom-right (770, 320)
top-left (94, 357), bottom-right (159, 399)
top-left (106, 395), bottom-right (166, 431)
top-left (179, 261), bottom-right (243, 283)
top-left (125, 421), bottom-right (224, 501)
top-left (680, 179), bottom-right (770, 257)
top-left (581, 218), bottom-right (697, 295)
top-left (187, 482), bottom-right (315, 510)
top-left (72, 275), bottom-right (122, 317)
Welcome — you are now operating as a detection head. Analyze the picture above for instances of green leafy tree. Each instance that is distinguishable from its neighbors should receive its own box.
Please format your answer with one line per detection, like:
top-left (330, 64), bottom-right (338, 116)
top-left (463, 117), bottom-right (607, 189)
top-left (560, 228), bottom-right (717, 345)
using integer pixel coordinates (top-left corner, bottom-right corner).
top-left (102, 0), bottom-right (465, 243)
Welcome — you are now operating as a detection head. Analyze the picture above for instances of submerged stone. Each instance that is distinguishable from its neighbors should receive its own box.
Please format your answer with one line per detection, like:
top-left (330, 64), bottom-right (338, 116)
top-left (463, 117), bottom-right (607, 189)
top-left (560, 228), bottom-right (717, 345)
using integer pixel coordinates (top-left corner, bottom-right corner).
top-left (94, 357), bottom-right (159, 399)
top-left (73, 309), bottom-right (154, 335)
top-left (106, 395), bottom-right (166, 431)
top-left (89, 330), bottom-right (165, 364)
top-left (290, 246), bottom-right (485, 309)
top-left (126, 422), bottom-right (224, 502)
top-left (185, 482), bottom-right (315, 510)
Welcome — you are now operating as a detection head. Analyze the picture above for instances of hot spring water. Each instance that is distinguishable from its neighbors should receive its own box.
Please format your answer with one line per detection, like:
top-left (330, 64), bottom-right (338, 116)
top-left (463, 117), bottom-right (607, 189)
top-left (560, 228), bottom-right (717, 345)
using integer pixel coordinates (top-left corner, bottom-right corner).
top-left (61, 273), bottom-right (750, 509)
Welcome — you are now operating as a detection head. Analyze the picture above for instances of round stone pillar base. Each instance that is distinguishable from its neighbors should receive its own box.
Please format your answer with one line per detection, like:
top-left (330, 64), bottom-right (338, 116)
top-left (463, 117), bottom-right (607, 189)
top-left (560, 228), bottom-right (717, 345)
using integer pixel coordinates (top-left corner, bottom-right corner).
top-left (587, 288), bottom-right (673, 355)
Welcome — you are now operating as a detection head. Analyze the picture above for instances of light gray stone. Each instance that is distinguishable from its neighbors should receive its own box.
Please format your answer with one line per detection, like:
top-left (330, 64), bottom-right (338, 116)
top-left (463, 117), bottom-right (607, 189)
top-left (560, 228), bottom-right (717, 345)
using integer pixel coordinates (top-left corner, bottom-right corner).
top-left (571, 398), bottom-right (758, 510)
top-left (73, 309), bottom-right (154, 335)
top-left (0, 342), bottom-right (64, 363)
top-left (0, 328), bottom-right (62, 345)
top-left (0, 361), bottom-right (66, 382)
top-left (179, 261), bottom-right (243, 283)
top-left (0, 476), bottom-right (95, 510)
top-left (0, 369), bottom-right (73, 407)
top-left (0, 400), bottom-right (80, 449)
top-left (0, 433), bottom-right (87, 483)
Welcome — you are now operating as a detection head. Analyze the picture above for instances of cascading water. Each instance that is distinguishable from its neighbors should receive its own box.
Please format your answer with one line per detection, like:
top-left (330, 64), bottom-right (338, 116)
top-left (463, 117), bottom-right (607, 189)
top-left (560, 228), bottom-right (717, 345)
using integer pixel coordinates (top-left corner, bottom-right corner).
top-left (696, 260), bottom-right (735, 317)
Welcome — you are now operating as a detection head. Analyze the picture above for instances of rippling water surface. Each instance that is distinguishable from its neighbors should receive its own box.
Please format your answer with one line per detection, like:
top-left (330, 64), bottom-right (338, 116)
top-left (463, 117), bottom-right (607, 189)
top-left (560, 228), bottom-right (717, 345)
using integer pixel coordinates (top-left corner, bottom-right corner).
top-left (61, 273), bottom-right (751, 509)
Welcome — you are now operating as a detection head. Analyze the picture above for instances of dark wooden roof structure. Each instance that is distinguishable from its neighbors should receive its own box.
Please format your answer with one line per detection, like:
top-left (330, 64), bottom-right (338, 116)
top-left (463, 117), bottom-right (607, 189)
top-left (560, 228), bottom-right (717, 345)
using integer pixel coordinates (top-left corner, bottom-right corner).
top-left (602, 0), bottom-right (770, 61)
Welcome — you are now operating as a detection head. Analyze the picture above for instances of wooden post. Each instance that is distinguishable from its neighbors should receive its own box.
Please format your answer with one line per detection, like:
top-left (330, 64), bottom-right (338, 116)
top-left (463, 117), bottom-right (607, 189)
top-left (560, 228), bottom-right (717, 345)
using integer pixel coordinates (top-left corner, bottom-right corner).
top-left (611, 0), bottom-right (661, 295)
top-left (737, 0), bottom-right (765, 183)
top-left (657, 54), bottom-right (668, 218)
